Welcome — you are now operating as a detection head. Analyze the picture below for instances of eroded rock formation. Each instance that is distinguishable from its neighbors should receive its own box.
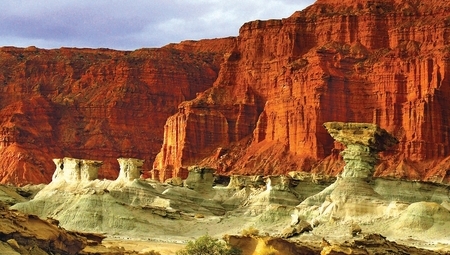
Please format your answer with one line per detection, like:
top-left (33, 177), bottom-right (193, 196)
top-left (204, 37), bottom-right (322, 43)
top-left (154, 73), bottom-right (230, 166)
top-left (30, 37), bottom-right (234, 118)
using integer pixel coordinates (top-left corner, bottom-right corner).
top-left (0, 201), bottom-right (92, 255)
top-left (153, 0), bottom-right (450, 183)
top-left (51, 157), bottom-right (146, 184)
top-left (0, 44), bottom-right (231, 185)
top-left (292, 122), bottom-right (450, 248)
top-left (184, 165), bottom-right (215, 192)
top-left (8, 159), bottom-right (450, 252)
top-left (298, 122), bottom-right (398, 221)
top-left (116, 158), bottom-right (144, 182)
top-left (52, 157), bottom-right (103, 182)
top-left (323, 122), bottom-right (399, 179)
top-left (1, 0), bottom-right (450, 185)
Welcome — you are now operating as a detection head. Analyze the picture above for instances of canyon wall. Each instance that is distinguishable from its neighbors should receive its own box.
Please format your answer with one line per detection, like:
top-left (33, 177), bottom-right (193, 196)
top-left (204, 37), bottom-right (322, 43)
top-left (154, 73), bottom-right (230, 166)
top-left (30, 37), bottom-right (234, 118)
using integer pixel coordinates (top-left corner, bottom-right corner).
top-left (1, 0), bottom-right (450, 185)
top-left (0, 40), bottom-right (234, 185)
top-left (153, 0), bottom-right (450, 183)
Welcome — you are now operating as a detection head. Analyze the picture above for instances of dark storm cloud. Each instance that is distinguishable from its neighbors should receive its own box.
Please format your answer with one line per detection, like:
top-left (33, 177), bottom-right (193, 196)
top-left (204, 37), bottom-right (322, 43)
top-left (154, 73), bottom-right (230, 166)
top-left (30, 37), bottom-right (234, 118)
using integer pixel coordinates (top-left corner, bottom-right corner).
top-left (0, 0), bottom-right (315, 50)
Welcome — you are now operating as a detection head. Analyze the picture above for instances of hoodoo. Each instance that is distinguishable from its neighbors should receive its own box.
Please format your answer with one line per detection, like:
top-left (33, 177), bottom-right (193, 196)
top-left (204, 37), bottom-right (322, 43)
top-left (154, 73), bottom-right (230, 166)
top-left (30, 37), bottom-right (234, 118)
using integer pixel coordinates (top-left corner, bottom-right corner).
top-left (116, 158), bottom-right (144, 182)
top-left (323, 122), bottom-right (399, 179)
top-left (298, 122), bottom-right (399, 218)
top-left (52, 157), bottom-right (103, 183)
top-left (291, 122), bottom-right (450, 248)
top-left (0, 0), bottom-right (450, 185)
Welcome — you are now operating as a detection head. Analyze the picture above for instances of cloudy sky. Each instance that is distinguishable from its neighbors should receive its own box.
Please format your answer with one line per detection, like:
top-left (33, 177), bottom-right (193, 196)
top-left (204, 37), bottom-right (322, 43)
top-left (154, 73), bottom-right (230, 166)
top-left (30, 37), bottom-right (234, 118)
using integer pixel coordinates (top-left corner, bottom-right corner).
top-left (0, 0), bottom-right (315, 50)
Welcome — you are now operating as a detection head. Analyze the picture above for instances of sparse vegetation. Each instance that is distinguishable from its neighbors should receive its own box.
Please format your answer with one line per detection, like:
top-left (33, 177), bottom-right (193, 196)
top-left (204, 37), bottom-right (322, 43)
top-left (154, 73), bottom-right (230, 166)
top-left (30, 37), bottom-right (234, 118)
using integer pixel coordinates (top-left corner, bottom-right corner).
top-left (241, 226), bottom-right (260, 236)
top-left (141, 251), bottom-right (161, 255)
top-left (175, 235), bottom-right (241, 255)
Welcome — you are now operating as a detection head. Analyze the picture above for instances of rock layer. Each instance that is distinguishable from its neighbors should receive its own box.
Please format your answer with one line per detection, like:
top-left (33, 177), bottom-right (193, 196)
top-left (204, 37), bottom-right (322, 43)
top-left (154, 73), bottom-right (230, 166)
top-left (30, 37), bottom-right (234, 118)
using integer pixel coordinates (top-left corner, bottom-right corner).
top-left (323, 122), bottom-right (398, 178)
top-left (52, 157), bottom-right (103, 182)
top-left (154, 0), bottom-right (450, 183)
top-left (298, 122), bottom-right (398, 221)
top-left (0, 44), bottom-right (231, 185)
top-left (2, 0), bottom-right (450, 184)
top-left (0, 201), bottom-right (92, 255)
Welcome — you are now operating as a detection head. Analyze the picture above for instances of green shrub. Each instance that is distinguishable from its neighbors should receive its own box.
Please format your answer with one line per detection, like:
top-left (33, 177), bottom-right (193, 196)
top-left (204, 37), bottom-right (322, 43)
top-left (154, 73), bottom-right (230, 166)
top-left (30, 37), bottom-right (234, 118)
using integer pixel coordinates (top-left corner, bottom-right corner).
top-left (241, 226), bottom-right (259, 236)
top-left (176, 235), bottom-right (241, 255)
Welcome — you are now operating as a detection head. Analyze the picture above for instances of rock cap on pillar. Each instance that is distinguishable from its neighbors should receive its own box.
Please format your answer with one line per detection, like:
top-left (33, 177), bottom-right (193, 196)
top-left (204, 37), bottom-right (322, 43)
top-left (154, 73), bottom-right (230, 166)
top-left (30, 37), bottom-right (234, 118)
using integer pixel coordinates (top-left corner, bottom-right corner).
top-left (80, 159), bottom-right (103, 181)
top-left (116, 158), bottom-right (144, 182)
top-left (323, 122), bottom-right (398, 152)
top-left (323, 122), bottom-right (398, 179)
top-left (52, 157), bottom-right (103, 183)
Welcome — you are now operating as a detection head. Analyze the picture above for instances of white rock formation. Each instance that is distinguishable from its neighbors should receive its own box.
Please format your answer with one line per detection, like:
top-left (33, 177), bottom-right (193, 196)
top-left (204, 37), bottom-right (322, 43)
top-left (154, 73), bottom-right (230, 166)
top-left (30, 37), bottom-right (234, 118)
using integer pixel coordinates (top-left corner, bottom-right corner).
top-left (323, 122), bottom-right (398, 179)
top-left (80, 159), bottom-right (103, 180)
top-left (52, 157), bottom-right (103, 183)
top-left (297, 122), bottom-right (399, 223)
top-left (116, 158), bottom-right (144, 182)
top-left (52, 158), bottom-right (64, 181)
top-left (184, 166), bottom-right (215, 193)
top-left (265, 175), bottom-right (291, 191)
top-left (227, 175), bottom-right (265, 189)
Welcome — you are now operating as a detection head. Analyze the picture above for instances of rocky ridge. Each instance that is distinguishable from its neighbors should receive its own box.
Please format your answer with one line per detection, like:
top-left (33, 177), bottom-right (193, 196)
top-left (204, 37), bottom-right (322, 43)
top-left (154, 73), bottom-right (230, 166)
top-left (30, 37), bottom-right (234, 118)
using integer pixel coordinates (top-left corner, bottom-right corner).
top-left (7, 123), bottom-right (450, 254)
top-left (0, 200), bottom-right (97, 255)
top-left (1, 0), bottom-right (450, 185)
top-left (153, 0), bottom-right (450, 183)
top-left (0, 44), bottom-right (231, 185)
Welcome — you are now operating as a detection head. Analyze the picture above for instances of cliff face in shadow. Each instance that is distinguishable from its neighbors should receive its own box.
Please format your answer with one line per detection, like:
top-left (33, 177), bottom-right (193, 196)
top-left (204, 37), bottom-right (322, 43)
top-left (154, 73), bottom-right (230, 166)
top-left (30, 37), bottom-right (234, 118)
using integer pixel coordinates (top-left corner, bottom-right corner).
top-left (1, 0), bottom-right (450, 185)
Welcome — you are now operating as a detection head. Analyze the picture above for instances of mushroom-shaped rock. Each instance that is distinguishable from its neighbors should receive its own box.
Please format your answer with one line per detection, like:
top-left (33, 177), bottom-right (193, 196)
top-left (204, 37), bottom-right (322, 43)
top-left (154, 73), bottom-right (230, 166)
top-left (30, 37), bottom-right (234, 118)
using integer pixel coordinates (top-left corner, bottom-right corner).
top-left (117, 158), bottom-right (144, 182)
top-left (80, 159), bottom-right (103, 181)
top-left (323, 122), bottom-right (398, 179)
top-left (296, 122), bottom-right (399, 222)
top-left (52, 157), bottom-right (102, 183)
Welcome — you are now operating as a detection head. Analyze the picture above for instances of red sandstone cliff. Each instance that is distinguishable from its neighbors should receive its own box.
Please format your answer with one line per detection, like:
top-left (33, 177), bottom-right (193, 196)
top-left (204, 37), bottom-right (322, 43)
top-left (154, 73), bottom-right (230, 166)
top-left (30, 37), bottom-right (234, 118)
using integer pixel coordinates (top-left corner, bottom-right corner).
top-left (0, 42), bottom-right (233, 184)
top-left (153, 0), bottom-right (450, 183)
top-left (1, 0), bottom-right (450, 185)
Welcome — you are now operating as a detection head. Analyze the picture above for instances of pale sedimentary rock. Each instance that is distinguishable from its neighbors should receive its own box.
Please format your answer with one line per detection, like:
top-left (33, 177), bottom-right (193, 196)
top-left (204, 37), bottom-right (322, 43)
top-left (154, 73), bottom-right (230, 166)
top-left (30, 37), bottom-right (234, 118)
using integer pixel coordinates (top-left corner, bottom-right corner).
top-left (52, 159), bottom-right (64, 181)
top-left (62, 158), bottom-right (82, 182)
top-left (323, 122), bottom-right (398, 179)
top-left (184, 166), bottom-right (215, 192)
top-left (80, 159), bottom-right (103, 181)
top-left (260, 175), bottom-right (301, 206)
top-left (265, 175), bottom-right (292, 191)
top-left (227, 175), bottom-right (265, 189)
top-left (298, 122), bottom-right (399, 222)
top-left (116, 158), bottom-right (144, 182)
top-left (52, 157), bottom-right (103, 183)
